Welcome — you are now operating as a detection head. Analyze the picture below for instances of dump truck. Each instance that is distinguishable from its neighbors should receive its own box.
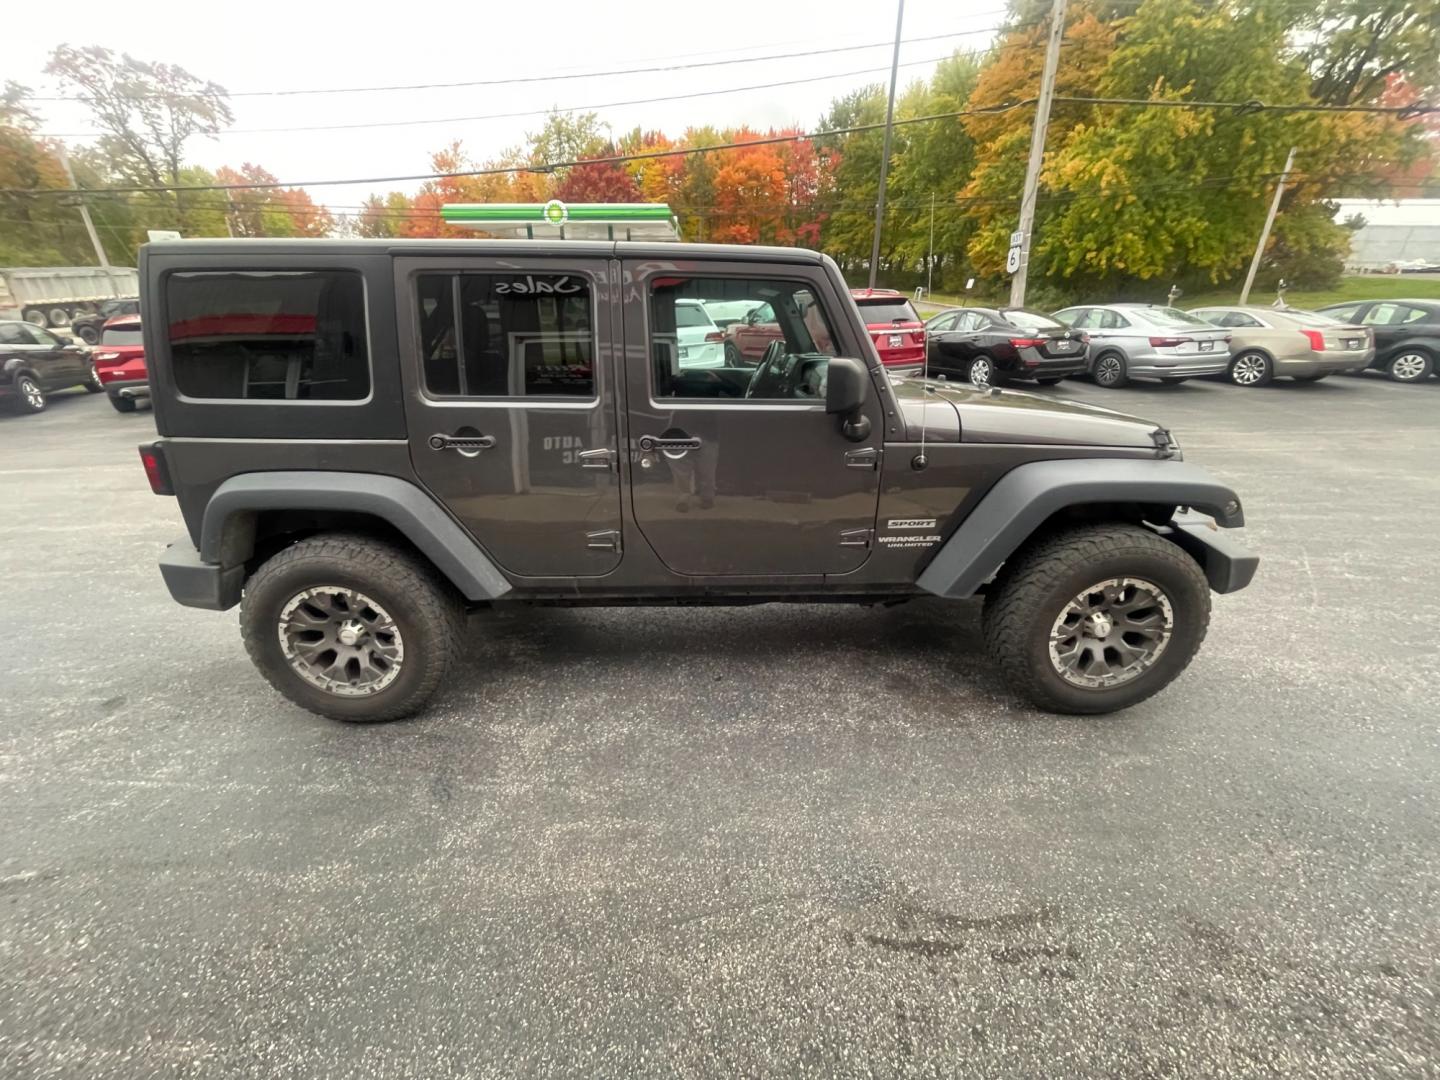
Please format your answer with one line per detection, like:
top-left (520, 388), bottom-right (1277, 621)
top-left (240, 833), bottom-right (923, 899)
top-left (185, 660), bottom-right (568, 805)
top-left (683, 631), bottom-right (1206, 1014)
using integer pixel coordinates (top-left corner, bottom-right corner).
top-left (0, 266), bottom-right (140, 328)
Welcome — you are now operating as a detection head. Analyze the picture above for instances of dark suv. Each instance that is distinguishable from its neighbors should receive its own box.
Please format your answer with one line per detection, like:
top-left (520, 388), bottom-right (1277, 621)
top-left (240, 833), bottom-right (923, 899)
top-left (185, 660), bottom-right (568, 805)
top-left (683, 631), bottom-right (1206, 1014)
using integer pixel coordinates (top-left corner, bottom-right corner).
top-left (141, 239), bottom-right (1257, 722)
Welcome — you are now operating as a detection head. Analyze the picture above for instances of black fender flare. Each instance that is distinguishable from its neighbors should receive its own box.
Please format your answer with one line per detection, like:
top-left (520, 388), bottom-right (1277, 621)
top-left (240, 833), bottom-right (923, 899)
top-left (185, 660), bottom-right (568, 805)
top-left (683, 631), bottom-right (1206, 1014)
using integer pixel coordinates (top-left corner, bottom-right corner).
top-left (200, 471), bottom-right (512, 601)
top-left (914, 458), bottom-right (1245, 599)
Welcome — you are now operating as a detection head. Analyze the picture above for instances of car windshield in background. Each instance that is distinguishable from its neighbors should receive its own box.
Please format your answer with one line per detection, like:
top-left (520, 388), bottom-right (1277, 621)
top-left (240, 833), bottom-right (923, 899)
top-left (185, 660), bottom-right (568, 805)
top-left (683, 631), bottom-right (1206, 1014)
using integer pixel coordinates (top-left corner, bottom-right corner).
top-left (1286, 310), bottom-right (1345, 327)
top-left (1005, 310), bottom-right (1064, 331)
top-left (674, 303), bottom-right (713, 328)
top-left (1140, 307), bottom-right (1212, 327)
top-left (857, 300), bottom-right (919, 323)
top-left (101, 328), bottom-right (143, 346)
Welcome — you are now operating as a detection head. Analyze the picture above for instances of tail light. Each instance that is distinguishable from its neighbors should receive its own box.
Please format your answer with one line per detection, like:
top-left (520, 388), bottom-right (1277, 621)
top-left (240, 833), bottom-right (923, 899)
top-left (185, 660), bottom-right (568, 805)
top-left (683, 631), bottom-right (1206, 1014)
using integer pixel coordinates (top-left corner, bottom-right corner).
top-left (1009, 337), bottom-right (1047, 348)
top-left (94, 351), bottom-right (122, 362)
top-left (1148, 336), bottom-right (1191, 348)
top-left (703, 331), bottom-right (725, 343)
top-left (138, 442), bottom-right (174, 496)
top-left (1301, 329), bottom-right (1326, 351)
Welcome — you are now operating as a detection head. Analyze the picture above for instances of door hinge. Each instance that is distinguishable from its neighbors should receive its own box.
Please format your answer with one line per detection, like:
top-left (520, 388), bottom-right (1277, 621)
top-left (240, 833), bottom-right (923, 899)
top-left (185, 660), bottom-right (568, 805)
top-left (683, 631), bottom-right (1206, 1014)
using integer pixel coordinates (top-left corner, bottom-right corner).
top-left (845, 447), bottom-right (880, 469)
top-left (586, 529), bottom-right (622, 553)
top-left (578, 448), bottom-right (617, 470)
top-left (839, 527), bottom-right (873, 549)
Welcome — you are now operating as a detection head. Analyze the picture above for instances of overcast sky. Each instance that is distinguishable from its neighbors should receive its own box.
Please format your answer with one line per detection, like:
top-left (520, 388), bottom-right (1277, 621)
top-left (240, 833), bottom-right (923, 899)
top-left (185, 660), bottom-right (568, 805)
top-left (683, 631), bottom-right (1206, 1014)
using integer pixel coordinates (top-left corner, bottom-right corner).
top-left (14, 0), bottom-right (1010, 212)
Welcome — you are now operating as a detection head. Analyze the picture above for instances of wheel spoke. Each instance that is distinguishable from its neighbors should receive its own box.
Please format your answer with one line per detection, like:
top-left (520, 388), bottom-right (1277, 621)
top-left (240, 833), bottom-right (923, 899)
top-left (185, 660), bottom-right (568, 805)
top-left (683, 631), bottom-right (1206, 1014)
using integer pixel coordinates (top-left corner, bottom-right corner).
top-left (277, 586), bottom-right (405, 698)
top-left (1048, 576), bottom-right (1175, 689)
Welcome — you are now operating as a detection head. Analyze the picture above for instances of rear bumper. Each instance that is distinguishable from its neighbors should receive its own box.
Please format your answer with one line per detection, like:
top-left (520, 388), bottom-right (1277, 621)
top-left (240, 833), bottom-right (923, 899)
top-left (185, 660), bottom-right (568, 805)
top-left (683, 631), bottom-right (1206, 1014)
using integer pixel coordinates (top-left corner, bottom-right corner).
top-left (1128, 354), bottom-right (1230, 378)
top-left (159, 537), bottom-right (243, 611)
top-left (105, 379), bottom-right (150, 400)
top-left (1157, 511), bottom-right (1258, 594)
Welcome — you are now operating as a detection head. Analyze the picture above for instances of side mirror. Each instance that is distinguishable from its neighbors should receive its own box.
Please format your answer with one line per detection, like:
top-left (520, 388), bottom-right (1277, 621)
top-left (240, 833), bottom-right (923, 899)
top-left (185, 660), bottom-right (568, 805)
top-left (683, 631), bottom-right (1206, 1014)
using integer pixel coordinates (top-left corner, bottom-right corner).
top-left (825, 356), bottom-right (872, 442)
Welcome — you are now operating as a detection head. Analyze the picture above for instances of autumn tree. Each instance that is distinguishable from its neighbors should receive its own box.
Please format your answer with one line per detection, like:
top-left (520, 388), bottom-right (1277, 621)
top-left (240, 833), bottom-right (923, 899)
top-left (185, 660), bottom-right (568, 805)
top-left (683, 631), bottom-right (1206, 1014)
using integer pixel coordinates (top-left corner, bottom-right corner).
top-left (45, 46), bottom-right (232, 232)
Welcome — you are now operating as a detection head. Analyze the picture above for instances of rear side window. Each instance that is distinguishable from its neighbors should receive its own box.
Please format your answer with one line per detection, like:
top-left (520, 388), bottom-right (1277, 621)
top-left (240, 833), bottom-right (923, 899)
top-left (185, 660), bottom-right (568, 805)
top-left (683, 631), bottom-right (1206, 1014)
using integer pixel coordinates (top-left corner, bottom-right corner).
top-left (1004, 309), bottom-right (1063, 331)
top-left (166, 271), bottom-right (369, 401)
top-left (416, 272), bottom-right (595, 398)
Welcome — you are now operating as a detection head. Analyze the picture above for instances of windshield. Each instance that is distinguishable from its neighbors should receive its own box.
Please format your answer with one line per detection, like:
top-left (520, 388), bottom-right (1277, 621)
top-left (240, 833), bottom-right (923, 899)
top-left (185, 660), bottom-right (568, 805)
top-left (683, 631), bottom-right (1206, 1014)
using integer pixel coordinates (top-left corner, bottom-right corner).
top-left (674, 303), bottom-right (713, 328)
top-left (1140, 306), bottom-right (1211, 328)
top-left (1004, 309), bottom-right (1064, 331)
top-left (856, 299), bottom-right (919, 324)
top-left (1285, 310), bottom-right (1345, 327)
top-left (101, 327), bottom-right (143, 346)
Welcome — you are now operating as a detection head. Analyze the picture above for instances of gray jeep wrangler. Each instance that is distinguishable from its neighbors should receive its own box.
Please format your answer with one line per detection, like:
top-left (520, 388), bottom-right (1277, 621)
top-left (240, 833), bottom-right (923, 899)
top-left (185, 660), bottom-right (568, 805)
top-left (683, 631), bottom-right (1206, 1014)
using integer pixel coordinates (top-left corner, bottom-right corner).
top-left (140, 239), bottom-right (1257, 722)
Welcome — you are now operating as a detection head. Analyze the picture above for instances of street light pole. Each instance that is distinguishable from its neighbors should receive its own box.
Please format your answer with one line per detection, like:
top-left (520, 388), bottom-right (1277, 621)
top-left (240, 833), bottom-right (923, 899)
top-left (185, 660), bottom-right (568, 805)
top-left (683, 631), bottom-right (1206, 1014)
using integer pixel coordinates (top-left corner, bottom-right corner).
top-left (867, 0), bottom-right (905, 290)
top-left (1009, 0), bottom-right (1067, 308)
top-left (1239, 146), bottom-right (1297, 305)
top-left (926, 190), bottom-right (935, 298)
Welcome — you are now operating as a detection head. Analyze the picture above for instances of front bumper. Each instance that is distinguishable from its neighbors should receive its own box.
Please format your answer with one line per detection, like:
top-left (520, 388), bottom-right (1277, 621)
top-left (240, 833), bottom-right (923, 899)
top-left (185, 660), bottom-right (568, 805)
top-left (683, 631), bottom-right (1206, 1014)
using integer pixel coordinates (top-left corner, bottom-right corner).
top-left (1156, 510), bottom-right (1258, 594)
top-left (159, 537), bottom-right (243, 610)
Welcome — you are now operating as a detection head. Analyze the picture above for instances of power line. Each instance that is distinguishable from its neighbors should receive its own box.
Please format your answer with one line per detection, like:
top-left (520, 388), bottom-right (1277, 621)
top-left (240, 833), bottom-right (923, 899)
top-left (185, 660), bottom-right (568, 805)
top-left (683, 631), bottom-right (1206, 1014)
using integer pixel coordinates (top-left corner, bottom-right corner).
top-left (38, 52), bottom-right (971, 138)
top-left (29, 26), bottom-right (1012, 102)
top-left (10, 93), bottom-right (1432, 199)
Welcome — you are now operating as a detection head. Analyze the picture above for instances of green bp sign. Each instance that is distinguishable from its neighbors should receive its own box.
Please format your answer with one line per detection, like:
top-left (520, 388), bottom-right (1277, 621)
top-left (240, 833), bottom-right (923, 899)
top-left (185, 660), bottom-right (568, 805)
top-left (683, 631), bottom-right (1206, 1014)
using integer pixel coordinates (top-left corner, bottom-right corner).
top-left (542, 200), bottom-right (569, 227)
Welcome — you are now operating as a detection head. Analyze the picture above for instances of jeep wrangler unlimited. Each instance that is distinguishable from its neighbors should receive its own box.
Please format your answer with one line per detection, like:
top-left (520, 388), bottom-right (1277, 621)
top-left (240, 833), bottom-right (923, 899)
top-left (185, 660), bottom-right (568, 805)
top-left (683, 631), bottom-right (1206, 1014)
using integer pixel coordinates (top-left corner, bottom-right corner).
top-left (140, 239), bottom-right (1256, 722)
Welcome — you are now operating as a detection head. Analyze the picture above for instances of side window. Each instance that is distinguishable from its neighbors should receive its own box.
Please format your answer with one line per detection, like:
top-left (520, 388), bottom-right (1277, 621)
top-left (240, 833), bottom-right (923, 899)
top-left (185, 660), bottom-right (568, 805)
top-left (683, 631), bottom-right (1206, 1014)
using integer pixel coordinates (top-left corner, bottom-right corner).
top-left (167, 270), bottom-right (369, 401)
top-left (1324, 303), bottom-right (1364, 323)
top-left (1219, 311), bottom-right (1263, 328)
top-left (1397, 305), bottom-right (1431, 325)
top-left (25, 326), bottom-right (62, 346)
top-left (1103, 310), bottom-right (1131, 329)
top-left (1064, 309), bottom-right (1095, 329)
top-left (0, 323), bottom-right (30, 346)
top-left (927, 313), bottom-right (957, 333)
top-left (415, 272), bottom-right (595, 399)
top-left (650, 277), bottom-right (839, 400)
top-left (1363, 304), bottom-right (1404, 326)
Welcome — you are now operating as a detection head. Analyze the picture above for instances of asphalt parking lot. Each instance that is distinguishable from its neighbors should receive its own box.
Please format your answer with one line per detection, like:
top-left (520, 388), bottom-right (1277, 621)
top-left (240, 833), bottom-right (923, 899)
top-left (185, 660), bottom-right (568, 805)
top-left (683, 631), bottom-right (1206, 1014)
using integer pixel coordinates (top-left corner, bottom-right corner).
top-left (2, 372), bottom-right (1438, 1079)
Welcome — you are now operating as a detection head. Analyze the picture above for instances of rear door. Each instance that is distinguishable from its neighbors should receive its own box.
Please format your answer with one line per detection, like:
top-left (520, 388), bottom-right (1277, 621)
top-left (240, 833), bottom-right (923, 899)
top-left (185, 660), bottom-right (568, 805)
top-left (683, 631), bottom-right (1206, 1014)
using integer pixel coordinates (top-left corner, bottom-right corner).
top-left (1362, 302), bottom-right (1431, 355)
top-left (10, 324), bottom-right (75, 388)
top-left (394, 255), bottom-right (624, 578)
top-left (622, 260), bottom-right (882, 577)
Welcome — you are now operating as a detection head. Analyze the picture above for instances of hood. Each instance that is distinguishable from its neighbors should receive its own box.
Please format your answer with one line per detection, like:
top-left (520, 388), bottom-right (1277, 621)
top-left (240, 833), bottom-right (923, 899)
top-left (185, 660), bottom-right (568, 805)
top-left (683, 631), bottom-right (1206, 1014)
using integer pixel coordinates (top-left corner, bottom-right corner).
top-left (888, 374), bottom-right (1165, 448)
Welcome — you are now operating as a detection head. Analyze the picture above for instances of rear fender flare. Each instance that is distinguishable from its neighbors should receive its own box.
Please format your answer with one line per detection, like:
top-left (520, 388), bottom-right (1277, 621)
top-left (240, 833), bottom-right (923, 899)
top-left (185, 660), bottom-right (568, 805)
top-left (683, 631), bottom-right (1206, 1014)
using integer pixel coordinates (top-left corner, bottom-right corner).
top-left (199, 471), bottom-right (512, 601)
top-left (915, 458), bottom-right (1245, 599)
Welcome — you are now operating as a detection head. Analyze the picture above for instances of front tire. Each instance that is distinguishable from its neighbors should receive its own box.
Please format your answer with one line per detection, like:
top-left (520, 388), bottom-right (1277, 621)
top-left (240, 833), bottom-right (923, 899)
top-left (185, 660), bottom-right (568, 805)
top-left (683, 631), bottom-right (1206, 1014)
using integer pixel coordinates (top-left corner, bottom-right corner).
top-left (982, 524), bottom-right (1211, 714)
top-left (240, 534), bottom-right (465, 723)
top-left (1092, 353), bottom-right (1128, 388)
top-left (1228, 351), bottom-right (1273, 387)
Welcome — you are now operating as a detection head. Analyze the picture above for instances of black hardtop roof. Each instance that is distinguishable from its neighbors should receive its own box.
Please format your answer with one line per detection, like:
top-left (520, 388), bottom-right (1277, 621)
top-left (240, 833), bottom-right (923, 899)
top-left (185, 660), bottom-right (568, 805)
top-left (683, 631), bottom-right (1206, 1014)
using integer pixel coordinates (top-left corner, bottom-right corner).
top-left (140, 237), bottom-right (826, 265)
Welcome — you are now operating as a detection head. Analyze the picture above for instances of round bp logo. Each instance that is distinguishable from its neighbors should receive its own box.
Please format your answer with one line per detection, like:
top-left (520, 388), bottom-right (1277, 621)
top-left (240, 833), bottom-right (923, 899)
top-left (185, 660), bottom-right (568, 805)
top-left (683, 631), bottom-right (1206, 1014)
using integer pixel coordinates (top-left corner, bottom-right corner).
top-left (542, 199), bottom-right (568, 227)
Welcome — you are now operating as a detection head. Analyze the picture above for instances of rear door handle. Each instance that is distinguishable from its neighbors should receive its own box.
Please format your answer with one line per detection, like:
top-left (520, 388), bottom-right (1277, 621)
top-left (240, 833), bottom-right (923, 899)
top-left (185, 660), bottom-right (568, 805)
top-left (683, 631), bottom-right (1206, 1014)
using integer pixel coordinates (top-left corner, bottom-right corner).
top-left (638, 435), bottom-right (702, 453)
top-left (428, 433), bottom-right (496, 452)
top-left (578, 448), bottom-right (616, 470)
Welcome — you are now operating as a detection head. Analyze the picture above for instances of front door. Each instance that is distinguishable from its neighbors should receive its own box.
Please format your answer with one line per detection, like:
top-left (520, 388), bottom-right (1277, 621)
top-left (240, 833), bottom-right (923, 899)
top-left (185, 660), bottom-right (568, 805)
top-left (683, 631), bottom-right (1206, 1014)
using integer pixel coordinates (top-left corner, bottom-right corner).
top-left (622, 262), bottom-right (882, 577)
top-left (16, 324), bottom-right (78, 388)
top-left (395, 256), bottom-right (624, 578)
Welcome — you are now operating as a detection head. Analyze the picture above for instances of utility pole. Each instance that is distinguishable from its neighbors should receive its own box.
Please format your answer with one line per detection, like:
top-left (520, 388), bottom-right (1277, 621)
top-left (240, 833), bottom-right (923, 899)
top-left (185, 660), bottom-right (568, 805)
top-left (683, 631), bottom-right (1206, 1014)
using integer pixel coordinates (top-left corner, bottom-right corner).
top-left (1239, 146), bottom-right (1297, 305)
top-left (867, 0), bottom-right (905, 290)
top-left (926, 190), bottom-right (936, 298)
top-left (57, 144), bottom-right (122, 298)
top-left (1009, 0), bottom-right (1067, 308)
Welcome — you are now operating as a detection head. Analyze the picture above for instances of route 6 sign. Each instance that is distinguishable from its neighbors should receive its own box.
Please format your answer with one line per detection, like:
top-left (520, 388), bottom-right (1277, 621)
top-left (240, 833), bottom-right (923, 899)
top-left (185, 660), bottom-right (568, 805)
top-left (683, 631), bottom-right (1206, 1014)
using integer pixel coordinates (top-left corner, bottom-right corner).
top-left (1006, 245), bottom-right (1022, 274)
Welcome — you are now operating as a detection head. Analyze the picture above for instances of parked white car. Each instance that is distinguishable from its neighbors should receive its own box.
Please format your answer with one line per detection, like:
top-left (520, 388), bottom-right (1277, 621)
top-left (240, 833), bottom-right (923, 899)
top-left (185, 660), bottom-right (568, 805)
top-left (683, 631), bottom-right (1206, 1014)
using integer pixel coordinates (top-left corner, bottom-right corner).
top-left (676, 299), bottom-right (725, 368)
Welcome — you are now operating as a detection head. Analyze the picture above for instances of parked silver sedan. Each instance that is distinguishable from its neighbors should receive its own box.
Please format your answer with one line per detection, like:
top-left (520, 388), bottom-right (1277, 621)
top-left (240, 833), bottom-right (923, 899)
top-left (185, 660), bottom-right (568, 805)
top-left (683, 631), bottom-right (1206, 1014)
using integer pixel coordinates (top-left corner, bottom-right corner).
top-left (1050, 303), bottom-right (1231, 387)
top-left (1189, 305), bottom-right (1373, 386)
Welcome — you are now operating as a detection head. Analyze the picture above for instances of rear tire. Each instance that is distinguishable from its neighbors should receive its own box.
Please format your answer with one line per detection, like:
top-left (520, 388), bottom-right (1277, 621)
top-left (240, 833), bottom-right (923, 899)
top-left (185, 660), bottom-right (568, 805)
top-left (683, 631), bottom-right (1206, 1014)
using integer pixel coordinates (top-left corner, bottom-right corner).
top-left (47, 307), bottom-right (71, 328)
top-left (724, 342), bottom-right (742, 367)
top-left (967, 355), bottom-right (996, 387)
top-left (1387, 350), bottom-right (1432, 383)
top-left (84, 366), bottom-right (104, 393)
top-left (12, 374), bottom-right (46, 413)
top-left (1036, 376), bottom-right (1065, 386)
top-left (1158, 377), bottom-right (1187, 385)
top-left (240, 534), bottom-right (465, 723)
top-left (1092, 353), bottom-right (1128, 388)
top-left (77, 325), bottom-right (100, 345)
top-left (21, 309), bottom-right (46, 326)
top-left (108, 394), bottom-right (138, 413)
top-left (982, 524), bottom-right (1211, 714)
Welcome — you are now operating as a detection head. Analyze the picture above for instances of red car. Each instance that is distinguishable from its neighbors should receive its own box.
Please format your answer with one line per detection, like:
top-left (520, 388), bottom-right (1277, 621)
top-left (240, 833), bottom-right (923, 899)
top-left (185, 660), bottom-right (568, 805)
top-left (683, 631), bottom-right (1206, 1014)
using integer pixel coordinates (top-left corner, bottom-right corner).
top-left (92, 315), bottom-right (149, 412)
top-left (850, 288), bottom-right (925, 367)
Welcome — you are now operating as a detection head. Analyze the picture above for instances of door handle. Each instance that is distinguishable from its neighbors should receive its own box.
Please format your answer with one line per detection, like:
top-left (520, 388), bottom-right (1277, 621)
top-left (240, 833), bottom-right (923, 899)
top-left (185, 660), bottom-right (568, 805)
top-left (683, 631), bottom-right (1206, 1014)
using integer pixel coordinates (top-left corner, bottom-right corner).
top-left (578, 448), bottom-right (616, 470)
top-left (428, 433), bottom-right (496, 452)
top-left (637, 434), bottom-right (701, 453)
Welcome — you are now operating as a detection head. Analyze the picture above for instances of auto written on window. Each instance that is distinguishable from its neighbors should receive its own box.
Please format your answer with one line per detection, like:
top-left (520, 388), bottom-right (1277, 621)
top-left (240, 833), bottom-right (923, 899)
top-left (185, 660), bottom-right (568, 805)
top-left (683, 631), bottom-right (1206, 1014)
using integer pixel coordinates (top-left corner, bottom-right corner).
top-left (416, 273), bottom-right (595, 398)
top-left (167, 270), bottom-right (369, 400)
top-left (649, 277), bottom-right (838, 400)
